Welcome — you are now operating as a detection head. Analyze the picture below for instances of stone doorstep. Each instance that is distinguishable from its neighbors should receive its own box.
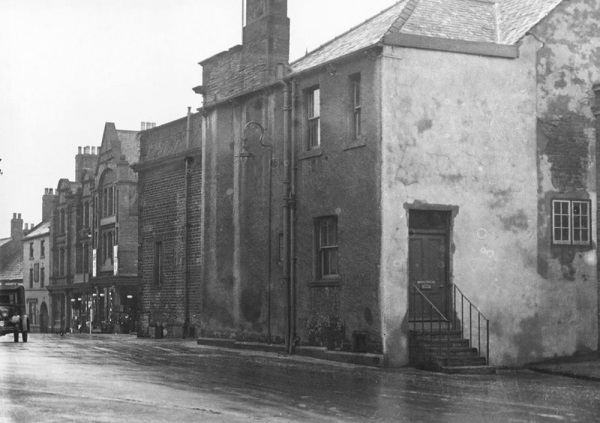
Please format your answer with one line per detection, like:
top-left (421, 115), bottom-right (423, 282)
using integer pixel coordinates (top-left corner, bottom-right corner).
top-left (196, 338), bottom-right (384, 367)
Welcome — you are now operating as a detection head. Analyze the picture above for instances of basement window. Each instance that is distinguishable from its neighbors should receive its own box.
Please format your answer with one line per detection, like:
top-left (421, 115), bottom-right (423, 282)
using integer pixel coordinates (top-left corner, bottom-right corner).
top-left (552, 199), bottom-right (591, 245)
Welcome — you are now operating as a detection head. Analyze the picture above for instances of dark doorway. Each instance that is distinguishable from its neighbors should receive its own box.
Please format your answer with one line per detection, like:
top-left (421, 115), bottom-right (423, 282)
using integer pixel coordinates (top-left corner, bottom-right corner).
top-left (39, 302), bottom-right (49, 333)
top-left (408, 210), bottom-right (451, 320)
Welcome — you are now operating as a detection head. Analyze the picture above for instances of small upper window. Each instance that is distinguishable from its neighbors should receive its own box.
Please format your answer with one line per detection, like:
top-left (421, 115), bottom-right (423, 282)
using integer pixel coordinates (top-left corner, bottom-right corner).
top-left (552, 199), bottom-right (591, 245)
top-left (29, 242), bottom-right (34, 259)
top-left (350, 74), bottom-right (361, 139)
top-left (307, 87), bottom-right (321, 149)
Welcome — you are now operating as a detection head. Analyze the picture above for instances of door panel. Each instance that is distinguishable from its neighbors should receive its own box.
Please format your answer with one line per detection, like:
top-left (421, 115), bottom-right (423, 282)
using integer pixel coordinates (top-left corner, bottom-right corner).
top-left (409, 234), bottom-right (448, 318)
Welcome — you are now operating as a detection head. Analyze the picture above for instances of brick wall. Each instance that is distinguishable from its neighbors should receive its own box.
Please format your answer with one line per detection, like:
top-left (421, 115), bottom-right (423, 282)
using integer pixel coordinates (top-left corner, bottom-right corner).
top-left (136, 114), bottom-right (203, 337)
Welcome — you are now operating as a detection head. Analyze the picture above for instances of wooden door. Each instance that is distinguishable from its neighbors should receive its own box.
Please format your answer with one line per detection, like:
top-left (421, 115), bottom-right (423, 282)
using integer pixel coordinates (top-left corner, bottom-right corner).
top-left (409, 233), bottom-right (449, 319)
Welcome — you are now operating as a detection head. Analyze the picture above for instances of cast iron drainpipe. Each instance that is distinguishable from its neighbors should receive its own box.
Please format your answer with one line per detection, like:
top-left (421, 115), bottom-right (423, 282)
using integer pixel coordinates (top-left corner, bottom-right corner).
top-left (280, 80), bottom-right (292, 353)
top-left (289, 78), bottom-right (298, 353)
top-left (184, 107), bottom-right (192, 328)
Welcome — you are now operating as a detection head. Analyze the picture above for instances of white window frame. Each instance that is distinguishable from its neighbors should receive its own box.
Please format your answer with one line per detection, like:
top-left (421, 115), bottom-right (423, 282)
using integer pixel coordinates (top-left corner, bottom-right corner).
top-left (307, 87), bottom-right (321, 149)
top-left (315, 216), bottom-right (339, 280)
top-left (552, 199), bottom-right (591, 245)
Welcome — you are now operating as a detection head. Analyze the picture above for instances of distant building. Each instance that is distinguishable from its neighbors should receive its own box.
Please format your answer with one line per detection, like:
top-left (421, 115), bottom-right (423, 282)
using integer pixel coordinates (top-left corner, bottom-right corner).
top-left (0, 213), bottom-right (25, 287)
top-left (49, 126), bottom-right (141, 333)
top-left (21, 188), bottom-right (55, 332)
top-left (88, 123), bottom-right (141, 333)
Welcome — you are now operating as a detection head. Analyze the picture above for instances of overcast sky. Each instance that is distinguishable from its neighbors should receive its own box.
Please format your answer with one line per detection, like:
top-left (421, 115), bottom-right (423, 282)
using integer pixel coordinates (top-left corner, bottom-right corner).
top-left (0, 0), bottom-right (395, 238)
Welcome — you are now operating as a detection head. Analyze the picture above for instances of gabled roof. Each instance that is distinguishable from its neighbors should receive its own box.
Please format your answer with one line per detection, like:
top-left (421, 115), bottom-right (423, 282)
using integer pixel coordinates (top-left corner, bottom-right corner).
top-left (22, 221), bottom-right (50, 241)
top-left (291, 0), bottom-right (563, 73)
top-left (99, 123), bottom-right (139, 164)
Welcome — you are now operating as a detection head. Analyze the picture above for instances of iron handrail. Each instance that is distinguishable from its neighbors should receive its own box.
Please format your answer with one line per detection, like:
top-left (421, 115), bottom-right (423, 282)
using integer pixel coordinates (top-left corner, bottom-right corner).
top-left (451, 284), bottom-right (490, 365)
top-left (409, 283), bottom-right (490, 367)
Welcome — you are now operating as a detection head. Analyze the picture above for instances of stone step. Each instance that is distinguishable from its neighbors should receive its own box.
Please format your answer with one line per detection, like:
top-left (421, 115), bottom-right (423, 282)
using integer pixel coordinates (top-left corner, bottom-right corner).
top-left (436, 356), bottom-right (487, 367)
top-left (410, 322), bottom-right (452, 332)
top-left (425, 347), bottom-right (479, 358)
top-left (440, 365), bottom-right (497, 375)
top-left (415, 330), bottom-right (463, 341)
top-left (418, 339), bottom-right (470, 348)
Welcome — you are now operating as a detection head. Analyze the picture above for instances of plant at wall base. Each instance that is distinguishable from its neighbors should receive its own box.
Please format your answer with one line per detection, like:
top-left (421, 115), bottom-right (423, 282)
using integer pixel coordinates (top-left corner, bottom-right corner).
top-left (307, 313), bottom-right (346, 350)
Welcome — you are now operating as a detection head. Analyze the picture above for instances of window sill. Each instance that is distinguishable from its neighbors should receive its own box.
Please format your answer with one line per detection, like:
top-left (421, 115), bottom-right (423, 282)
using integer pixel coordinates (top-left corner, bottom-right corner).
top-left (309, 279), bottom-right (342, 288)
top-left (343, 138), bottom-right (367, 151)
top-left (298, 148), bottom-right (323, 161)
top-left (100, 216), bottom-right (117, 226)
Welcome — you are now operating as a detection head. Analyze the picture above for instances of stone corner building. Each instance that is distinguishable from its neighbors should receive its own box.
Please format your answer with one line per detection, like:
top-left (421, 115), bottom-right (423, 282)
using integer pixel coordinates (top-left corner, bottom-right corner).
top-left (137, 0), bottom-right (600, 368)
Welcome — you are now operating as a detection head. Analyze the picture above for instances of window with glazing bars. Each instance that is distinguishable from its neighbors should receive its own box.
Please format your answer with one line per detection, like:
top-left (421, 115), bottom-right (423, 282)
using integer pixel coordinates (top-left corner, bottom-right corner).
top-left (307, 87), bottom-right (320, 149)
top-left (552, 199), bottom-right (591, 245)
top-left (315, 216), bottom-right (338, 279)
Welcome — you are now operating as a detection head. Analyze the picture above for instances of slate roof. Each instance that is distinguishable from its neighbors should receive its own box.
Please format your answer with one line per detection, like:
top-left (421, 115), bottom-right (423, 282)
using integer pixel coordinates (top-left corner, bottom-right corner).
top-left (0, 250), bottom-right (22, 282)
top-left (0, 238), bottom-right (10, 249)
top-left (117, 129), bottom-right (140, 164)
top-left (291, 0), bottom-right (563, 73)
top-left (22, 221), bottom-right (50, 241)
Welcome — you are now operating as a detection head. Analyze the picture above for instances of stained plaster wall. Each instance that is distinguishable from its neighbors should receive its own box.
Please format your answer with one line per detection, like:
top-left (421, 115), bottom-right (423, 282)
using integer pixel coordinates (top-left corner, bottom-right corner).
top-left (379, 36), bottom-right (594, 367)
top-left (532, 0), bottom-right (600, 353)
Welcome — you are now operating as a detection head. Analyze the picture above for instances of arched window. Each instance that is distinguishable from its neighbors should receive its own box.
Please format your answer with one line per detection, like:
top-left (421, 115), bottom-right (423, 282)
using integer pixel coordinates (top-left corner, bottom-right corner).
top-left (99, 169), bottom-right (117, 218)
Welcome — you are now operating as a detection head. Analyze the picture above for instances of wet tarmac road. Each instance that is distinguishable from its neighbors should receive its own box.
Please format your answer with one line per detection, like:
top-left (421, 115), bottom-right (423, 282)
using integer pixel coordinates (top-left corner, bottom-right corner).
top-left (0, 334), bottom-right (599, 422)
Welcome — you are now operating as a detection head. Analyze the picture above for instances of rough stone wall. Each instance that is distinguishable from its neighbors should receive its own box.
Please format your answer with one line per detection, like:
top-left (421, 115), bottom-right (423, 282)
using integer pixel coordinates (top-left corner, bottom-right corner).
top-left (293, 54), bottom-right (382, 352)
top-left (201, 89), bottom-right (286, 342)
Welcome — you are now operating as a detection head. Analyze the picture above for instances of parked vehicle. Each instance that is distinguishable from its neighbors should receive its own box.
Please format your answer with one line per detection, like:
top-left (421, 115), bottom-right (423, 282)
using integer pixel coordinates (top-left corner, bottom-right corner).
top-left (0, 283), bottom-right (28, 342)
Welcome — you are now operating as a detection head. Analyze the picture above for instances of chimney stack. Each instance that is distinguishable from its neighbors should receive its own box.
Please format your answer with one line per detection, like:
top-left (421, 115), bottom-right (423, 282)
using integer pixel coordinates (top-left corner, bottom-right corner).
top-left (92, 147), bottom-right (96, 155)
top-left (84, 146), bottom-right (90, 155)
top-left (10, 212), bottom-right (23, 241)
top-left (243, 0), bottom-right (290, 82)
top-left (42, 188), bottom-right (57, 223)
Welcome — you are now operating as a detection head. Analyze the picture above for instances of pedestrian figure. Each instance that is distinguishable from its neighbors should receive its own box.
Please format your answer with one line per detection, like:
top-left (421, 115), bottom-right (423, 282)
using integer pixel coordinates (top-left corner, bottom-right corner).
top-left (21, 314), bottom-right (30, 342)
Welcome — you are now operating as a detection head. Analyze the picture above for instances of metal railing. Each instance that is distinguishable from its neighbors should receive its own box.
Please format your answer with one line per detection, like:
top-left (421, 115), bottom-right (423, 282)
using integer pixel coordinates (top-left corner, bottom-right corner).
top-left (409, 283), bottom-right (490, 365)
top-left (451, 284), bottom-right (489, 365)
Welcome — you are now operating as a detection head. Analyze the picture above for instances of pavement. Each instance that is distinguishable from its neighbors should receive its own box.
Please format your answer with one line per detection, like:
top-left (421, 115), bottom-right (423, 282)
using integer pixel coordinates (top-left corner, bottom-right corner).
top-left (4, 333), bottom-right (600, 422)
top-left (528, 351), bottom-right (600, 381)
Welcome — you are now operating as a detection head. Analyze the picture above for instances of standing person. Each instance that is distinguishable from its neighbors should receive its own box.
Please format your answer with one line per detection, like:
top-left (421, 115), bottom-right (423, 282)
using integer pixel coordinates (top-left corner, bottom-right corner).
top-left (21, 314), bottom-right (30, 342)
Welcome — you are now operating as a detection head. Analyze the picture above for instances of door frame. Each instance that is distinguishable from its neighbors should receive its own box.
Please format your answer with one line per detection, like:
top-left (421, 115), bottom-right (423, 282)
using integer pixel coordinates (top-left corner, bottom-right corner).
top-left (406, 206), bottom-right (457, 320)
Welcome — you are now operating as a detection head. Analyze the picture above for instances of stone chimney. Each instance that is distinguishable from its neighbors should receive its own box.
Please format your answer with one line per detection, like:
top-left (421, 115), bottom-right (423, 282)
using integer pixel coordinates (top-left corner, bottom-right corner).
top-left (75, 146), bottom-right (98, 183)
top-left (243, 0), bottom-right (290, 80)
top-left (42, 188), bottom-right (57, 223)
top-left (10, 213), bottom-right (23, 241)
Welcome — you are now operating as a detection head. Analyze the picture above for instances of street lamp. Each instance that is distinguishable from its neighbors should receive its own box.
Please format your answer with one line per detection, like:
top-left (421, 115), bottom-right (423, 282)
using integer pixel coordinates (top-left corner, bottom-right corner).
top-left (238, 121), bottom-right (274, 344)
